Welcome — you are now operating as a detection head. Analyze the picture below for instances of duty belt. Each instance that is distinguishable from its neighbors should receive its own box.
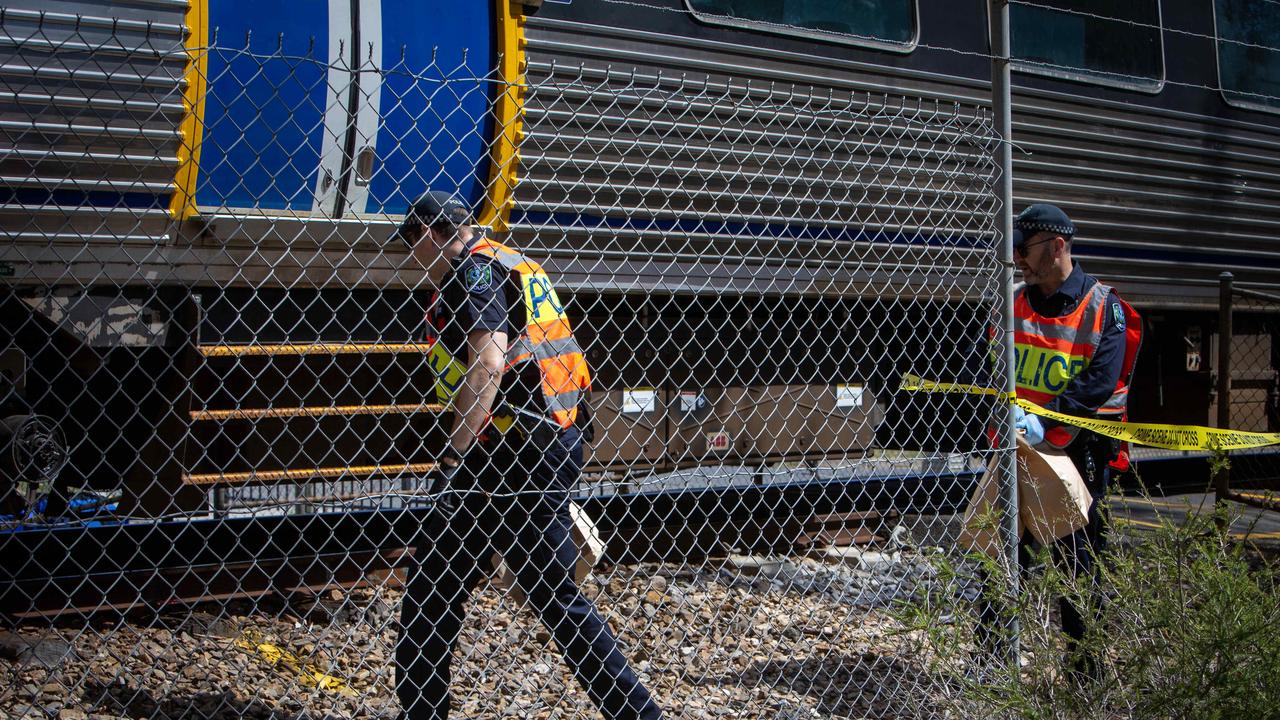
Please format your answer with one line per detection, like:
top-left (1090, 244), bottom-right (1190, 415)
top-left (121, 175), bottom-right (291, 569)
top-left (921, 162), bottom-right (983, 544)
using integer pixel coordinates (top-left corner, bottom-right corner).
top-left (488, 405), bottom-right (562, 440)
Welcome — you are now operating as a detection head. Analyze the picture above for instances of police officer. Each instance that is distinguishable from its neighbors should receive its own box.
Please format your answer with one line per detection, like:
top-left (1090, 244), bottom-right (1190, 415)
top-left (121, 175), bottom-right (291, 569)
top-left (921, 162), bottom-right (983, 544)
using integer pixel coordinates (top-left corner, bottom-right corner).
top-left (391, 191), bottom-right (664, 720)
top-left (980, 203), bottom-right (1141, 677)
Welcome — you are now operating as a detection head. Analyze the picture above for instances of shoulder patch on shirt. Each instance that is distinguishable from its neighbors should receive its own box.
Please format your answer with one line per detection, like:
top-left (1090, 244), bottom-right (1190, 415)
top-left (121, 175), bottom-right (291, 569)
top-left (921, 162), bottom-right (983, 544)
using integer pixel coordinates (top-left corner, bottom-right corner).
top-left (1112, 302), bottom-right (1125, 330)
top-left (464, 263), bottom-right (493, 292)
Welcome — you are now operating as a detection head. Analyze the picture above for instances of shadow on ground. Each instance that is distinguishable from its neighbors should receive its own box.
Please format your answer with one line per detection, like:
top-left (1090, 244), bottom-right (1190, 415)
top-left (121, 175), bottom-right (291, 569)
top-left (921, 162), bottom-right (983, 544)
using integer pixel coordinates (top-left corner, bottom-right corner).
top-left (713, 650), bottom-right (949, 719)
top-left (78, 680), bottom-right (380, 720)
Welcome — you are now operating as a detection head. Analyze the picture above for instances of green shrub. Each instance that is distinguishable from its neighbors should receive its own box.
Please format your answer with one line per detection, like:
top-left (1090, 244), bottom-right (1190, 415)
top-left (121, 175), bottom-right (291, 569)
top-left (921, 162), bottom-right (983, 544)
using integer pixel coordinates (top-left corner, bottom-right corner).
top-left (898, 500), bottom-right (1280, 720)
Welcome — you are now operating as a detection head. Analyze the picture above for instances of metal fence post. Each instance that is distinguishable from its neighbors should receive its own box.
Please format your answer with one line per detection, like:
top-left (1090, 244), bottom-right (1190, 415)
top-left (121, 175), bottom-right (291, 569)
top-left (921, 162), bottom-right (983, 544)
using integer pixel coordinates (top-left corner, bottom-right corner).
top-left (989, 0), bottom-right (1020, 666)
top-left (1216, 271), bottom-right (1234, 511)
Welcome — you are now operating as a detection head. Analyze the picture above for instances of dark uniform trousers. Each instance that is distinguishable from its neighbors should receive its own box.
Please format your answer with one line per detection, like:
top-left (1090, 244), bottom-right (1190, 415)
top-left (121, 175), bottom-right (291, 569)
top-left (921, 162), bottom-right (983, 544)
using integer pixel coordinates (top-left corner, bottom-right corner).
top-left (978, 433), bottom-right (1112, 671)
top-left (396, 425), bottom-right (664, 720)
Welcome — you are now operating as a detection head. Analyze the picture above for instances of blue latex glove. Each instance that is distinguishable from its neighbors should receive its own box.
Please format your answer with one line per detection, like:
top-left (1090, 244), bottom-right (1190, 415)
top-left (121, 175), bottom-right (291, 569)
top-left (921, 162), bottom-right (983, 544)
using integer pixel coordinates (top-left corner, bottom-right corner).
top-left (1013, 406), bottom-right (1045, 445)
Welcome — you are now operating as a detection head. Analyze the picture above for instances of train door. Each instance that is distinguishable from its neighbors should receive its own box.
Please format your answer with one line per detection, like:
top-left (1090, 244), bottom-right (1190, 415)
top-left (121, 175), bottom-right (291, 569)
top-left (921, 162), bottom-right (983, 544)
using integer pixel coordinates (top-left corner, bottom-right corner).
top-left (195, 0), bottom-right (496, 221)
top-left (195, 1), bottom-right (338, 215)
top-left (355, 0), bottom-right (495, 219)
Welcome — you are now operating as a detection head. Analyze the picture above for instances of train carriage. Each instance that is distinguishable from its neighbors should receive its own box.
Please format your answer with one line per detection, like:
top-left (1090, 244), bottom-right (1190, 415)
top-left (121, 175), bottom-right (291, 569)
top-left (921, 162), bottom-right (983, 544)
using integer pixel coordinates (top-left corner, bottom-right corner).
top-left (1, 0), bottom-right (1278, 605)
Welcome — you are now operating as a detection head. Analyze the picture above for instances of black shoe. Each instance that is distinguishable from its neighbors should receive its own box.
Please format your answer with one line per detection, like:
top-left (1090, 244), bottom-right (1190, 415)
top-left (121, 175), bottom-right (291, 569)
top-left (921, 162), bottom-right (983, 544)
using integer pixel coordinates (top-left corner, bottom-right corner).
top-left (1065, 651), bottom-right (1102, 685)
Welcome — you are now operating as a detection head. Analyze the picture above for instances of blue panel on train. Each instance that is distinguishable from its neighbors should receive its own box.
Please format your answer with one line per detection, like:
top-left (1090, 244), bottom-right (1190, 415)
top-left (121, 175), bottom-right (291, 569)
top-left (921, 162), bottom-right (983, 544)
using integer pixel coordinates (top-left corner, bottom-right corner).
top-left (195, 1), bottom-right (329, 211)
top-left (366, 0), bottom-right (495, 216)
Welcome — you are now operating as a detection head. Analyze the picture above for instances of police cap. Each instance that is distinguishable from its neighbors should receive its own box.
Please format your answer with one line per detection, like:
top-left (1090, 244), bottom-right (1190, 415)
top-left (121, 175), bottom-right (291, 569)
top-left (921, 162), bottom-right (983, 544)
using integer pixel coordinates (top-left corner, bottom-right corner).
top-left (1012, 203), bottom-right (1076, 247)
top-left (391, 191), bottom-right (470, 245)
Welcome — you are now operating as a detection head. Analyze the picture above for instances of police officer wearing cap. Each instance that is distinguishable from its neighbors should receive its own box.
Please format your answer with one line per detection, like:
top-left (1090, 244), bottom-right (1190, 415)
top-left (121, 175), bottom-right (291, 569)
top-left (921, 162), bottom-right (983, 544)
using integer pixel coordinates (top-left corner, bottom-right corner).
top-left (391, 191), bottom-right (664, 720)
top-left (979, 203), bottom-right (1142, 678)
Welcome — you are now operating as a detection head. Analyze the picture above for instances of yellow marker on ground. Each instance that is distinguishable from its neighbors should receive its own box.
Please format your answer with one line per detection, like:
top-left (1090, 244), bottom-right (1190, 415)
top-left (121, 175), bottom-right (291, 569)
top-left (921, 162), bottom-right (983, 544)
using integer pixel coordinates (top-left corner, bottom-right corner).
top-left (236, 631), bottom-right (356, 697)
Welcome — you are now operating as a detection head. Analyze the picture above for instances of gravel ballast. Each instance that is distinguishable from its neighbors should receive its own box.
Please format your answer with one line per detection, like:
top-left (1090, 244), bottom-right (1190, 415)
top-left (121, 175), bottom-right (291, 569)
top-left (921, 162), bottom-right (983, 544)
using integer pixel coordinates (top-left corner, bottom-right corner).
top-left (1, 552), bottom-right (960, 719)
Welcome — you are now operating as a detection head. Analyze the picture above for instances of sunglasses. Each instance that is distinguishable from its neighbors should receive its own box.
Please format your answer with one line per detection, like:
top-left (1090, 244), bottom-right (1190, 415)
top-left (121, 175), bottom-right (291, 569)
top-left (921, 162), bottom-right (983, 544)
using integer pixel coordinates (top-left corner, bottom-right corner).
top-left (1013, 235), bottom-right (1056, 258)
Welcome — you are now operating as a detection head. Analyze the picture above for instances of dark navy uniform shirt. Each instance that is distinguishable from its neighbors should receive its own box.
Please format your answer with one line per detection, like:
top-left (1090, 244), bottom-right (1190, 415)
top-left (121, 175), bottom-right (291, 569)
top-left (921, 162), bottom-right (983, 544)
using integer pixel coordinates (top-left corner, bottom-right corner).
top-left (1026, 262), bottom-right (1126, 419)
top-left (427, 242), bottom-right (541, 414)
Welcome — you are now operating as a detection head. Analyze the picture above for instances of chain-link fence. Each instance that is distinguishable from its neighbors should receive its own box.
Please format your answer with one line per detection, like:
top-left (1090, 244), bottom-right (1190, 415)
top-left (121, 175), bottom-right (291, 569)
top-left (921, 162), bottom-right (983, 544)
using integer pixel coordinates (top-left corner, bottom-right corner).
top-left (1216, 275), bottom-right (1280, 510)
top-left (2, 10), bottom-right (1018, 720)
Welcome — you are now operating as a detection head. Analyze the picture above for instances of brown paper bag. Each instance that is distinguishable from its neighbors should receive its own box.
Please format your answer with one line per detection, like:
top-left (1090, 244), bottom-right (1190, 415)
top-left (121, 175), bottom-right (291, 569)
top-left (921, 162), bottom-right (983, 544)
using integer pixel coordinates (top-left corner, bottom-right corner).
top-left (960, 436), bottom-right (1091, 557)
top-left (492, 501), bottom-right (606, 602)
top-left (958, 453), bottom-right (1011, 558)
top-left (1016, 437), bottom-right (1091, 546)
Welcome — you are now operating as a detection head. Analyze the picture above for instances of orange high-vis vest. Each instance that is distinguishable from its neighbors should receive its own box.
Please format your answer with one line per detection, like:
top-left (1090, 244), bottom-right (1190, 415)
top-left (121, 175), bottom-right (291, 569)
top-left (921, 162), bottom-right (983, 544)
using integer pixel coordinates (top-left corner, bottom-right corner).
top-left (457, 238), bottom-right (592, 429)
top-left (1009, 280), bottom-right (1142, 452)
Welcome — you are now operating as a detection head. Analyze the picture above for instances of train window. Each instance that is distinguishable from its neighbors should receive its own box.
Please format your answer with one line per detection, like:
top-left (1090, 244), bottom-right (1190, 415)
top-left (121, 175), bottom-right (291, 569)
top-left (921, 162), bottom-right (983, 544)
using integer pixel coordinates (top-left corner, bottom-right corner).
top-left (684, 0), bottom-right (916, 51)
top-left (1215, 0), bottom-right (1280, 113)
top-left (1011, 0), bottom-right (1164, 92)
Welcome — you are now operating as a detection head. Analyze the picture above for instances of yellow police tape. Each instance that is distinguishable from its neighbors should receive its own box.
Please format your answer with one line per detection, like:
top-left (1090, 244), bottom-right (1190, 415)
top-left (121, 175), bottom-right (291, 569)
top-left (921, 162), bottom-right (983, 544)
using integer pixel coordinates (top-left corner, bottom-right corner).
top-left (899, 373), bottom-right (1280, 451)
top-left (236, 631), bottom-right (356, 697)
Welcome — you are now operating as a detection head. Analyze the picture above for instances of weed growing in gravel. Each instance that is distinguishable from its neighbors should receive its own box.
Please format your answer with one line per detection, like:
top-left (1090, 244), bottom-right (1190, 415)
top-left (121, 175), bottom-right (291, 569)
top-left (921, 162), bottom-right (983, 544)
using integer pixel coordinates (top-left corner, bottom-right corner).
top-left (896, 496), bottom-right (1280, 720)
